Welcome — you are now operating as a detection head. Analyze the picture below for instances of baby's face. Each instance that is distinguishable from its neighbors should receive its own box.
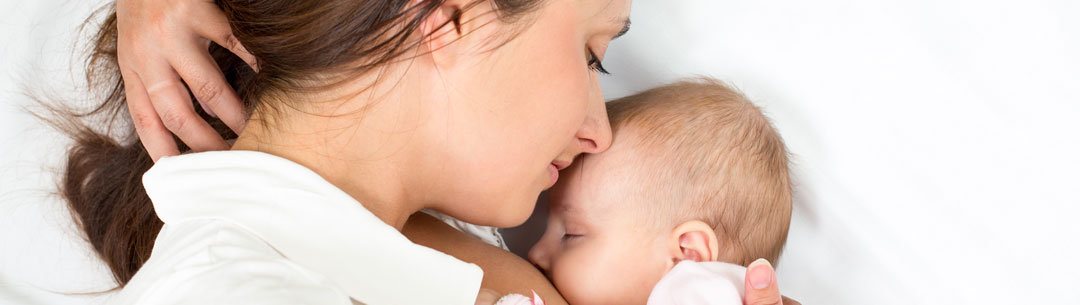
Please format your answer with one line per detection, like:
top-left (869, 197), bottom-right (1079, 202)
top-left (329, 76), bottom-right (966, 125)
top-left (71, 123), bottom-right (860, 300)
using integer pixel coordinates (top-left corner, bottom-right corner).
top-left (528, 140), bottom-right (671, 305)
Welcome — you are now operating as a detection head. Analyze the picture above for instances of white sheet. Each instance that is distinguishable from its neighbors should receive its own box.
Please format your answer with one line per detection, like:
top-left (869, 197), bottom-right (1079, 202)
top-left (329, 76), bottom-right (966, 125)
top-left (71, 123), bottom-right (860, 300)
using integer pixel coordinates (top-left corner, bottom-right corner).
top-left (594, 1), bottom-right (1080, 304)
top-left (2, 0), bottom-right (1078, 304)
top-left (1, 1), bottom-right (117, 305)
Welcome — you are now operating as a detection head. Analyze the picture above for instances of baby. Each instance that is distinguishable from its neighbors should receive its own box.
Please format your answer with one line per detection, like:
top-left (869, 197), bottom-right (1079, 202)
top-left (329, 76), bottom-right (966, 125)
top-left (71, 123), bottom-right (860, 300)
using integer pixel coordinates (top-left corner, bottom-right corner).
top-left (522, 79), bottom-right (793, 305)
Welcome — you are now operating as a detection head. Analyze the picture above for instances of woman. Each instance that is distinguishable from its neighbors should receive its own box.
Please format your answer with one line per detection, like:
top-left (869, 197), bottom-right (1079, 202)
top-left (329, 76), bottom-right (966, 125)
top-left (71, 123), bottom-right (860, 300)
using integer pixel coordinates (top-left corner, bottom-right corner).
top-left (60, 0), bottom-right (792, 303)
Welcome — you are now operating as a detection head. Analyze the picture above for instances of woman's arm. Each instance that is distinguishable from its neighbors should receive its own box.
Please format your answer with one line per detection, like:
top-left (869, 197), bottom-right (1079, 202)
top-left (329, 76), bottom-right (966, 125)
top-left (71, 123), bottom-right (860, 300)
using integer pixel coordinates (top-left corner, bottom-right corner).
top-left (403, 213), bottom-right (568, 305)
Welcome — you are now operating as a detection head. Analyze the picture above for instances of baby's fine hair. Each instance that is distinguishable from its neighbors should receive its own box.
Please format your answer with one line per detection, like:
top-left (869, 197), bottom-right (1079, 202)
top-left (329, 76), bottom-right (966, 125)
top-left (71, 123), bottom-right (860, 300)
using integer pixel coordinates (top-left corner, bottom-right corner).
top-left (606, 78), bottom-right (792, 266)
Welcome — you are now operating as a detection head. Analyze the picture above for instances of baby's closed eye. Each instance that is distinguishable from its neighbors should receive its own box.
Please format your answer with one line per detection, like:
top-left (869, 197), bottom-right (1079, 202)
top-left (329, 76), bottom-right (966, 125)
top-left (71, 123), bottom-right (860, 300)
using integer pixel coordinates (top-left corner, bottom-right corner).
top-left (560, 234), bottom-right (582, 242)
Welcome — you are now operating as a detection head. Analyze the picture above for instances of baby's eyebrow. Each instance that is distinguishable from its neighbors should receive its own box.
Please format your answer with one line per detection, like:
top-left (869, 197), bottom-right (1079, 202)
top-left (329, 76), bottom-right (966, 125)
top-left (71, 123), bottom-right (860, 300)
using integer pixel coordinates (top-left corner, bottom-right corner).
top-left (557, 202), bottom-right (574, 214)
top-left (557, 201), bottom-right (586, 219)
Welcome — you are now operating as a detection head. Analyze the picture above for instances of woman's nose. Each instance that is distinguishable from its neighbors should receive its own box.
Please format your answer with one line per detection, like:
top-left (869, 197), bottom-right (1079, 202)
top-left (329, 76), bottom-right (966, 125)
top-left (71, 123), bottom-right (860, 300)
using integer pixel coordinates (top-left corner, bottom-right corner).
top-left (575, 96), bottom-right (612, 154)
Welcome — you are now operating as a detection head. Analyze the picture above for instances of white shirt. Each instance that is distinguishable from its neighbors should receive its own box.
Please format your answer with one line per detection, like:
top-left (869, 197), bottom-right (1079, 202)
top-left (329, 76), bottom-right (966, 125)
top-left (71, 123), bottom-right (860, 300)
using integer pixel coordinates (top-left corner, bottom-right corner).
top-left (110, 151), bottom-right (484, 305)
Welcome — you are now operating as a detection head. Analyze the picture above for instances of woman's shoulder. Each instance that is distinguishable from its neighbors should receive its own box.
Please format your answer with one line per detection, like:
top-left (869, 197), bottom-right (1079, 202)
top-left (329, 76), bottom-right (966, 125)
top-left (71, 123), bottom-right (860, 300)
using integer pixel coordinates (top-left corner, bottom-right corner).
top-left (111, 219), bottom-right (353, 305)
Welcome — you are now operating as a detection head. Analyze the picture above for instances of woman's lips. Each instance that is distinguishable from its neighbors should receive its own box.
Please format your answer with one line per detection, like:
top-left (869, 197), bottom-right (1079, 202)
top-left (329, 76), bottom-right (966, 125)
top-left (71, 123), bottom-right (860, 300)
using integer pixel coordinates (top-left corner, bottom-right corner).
top-left (547, 159), bottom-right (571, 188)
top-left (547, 163), bottom-right (560, 188)
top-left (551, 159), bottom-right (571, 170)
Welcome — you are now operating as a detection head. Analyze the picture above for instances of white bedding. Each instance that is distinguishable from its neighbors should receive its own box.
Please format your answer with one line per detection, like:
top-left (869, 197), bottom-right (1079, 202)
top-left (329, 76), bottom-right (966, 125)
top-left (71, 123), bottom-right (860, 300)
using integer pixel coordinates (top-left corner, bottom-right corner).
top-left (2, 0), bottom-right (1078, 304)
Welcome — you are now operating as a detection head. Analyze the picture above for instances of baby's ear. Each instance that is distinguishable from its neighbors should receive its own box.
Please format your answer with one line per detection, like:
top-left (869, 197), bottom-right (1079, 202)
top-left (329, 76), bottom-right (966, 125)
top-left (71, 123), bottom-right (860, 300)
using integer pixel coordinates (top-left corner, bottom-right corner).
top-left (668, 220), bottom-right (721, 263)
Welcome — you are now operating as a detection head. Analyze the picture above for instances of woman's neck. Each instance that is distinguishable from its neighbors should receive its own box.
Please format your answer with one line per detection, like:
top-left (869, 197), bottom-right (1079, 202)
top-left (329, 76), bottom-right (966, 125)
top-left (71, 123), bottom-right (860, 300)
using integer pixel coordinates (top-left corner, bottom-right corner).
top-left (231, 95), bottom-right (428, 231)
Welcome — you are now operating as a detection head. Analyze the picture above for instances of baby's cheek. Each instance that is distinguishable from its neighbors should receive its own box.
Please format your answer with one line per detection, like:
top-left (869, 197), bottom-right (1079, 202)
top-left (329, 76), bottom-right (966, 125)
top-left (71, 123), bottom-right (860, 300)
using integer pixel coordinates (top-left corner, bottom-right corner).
top-left (624, 256), bottom-right (671, 303)
top-left (558, 257), bottom-right (635, 304)
top-left (551, 255), bottom-right (602, 305)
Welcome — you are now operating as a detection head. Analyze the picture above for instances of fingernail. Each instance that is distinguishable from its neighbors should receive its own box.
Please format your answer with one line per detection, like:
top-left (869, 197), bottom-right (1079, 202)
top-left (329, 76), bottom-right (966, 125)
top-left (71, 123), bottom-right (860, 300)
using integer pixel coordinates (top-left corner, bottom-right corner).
top-left (748, 258), bottom-right (773, 290)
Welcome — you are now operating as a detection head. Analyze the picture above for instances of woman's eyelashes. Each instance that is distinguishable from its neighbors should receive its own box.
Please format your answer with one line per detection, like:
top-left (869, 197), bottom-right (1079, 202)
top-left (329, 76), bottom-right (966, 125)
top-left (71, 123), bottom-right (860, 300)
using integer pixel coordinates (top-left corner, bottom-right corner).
top-left (587, 49), bottom-right (610, 75)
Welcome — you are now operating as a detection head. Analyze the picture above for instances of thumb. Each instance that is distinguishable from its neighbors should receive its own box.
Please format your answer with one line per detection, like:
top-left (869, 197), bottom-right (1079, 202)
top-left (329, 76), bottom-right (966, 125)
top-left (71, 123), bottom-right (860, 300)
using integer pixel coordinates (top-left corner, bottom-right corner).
top-left (743, 259), bottom-right (783, 305)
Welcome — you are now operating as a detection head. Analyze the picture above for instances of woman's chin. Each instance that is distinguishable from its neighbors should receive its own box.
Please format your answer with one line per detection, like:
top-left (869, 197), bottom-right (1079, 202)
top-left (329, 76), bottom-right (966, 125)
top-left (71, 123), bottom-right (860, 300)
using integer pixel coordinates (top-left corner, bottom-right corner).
top-left (457, 202), bottom-right (535, 228)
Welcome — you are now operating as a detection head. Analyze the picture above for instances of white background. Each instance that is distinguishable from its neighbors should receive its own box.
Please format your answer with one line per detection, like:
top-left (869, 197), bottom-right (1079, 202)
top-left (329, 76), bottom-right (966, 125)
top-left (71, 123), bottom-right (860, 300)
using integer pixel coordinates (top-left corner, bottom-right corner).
top-left (2, 0), bottom-right (1078, 304)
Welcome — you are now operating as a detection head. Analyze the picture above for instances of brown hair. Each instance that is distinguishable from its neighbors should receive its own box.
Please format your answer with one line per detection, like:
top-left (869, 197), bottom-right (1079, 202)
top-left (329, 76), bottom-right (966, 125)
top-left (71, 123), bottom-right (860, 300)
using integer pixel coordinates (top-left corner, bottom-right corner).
top-left (50, 0), bottom-right (544, 286)
top-left (605, 78), bottom-right (792, 266)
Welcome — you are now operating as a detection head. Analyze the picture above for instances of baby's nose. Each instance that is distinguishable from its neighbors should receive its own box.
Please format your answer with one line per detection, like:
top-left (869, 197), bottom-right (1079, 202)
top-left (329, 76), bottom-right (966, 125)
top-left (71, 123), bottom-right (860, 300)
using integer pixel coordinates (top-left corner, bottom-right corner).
top-left (527, 244), bottom-right (551, 272)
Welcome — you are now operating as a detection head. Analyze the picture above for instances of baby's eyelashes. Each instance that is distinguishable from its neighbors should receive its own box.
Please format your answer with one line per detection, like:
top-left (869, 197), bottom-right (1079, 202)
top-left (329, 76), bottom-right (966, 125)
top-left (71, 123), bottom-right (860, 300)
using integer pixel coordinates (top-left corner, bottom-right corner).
top-left (561, 234), bottom-right (582, 242)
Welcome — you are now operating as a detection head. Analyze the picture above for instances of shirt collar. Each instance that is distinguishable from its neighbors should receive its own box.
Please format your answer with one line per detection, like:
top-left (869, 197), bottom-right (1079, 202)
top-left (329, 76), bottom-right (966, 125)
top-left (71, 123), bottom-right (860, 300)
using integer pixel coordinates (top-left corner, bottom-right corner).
top-left (143, 150), bottom-right (483, 305)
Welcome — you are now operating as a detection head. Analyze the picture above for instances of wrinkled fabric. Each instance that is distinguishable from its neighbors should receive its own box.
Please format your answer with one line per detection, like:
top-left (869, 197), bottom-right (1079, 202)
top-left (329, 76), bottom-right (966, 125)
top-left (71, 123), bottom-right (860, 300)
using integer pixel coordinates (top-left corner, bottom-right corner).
top-left (423, 209), bottom-right (508, 250)
top-left (111, 151), bottom-right (484, 305)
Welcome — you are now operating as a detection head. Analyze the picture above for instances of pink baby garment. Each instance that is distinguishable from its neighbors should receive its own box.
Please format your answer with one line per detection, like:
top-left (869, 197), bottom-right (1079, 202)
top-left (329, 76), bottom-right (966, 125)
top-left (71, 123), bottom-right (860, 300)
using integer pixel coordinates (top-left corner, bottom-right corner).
top-left (494, 290), bottom-right (545, 305)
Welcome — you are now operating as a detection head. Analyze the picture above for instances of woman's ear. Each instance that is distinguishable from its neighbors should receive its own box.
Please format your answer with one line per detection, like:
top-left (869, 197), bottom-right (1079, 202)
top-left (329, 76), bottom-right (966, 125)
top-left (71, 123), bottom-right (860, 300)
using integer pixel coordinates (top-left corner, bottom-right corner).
top-left (668, 220), bottom-right (721, 263)
top-left (418, 0), bottom-right (468, 68)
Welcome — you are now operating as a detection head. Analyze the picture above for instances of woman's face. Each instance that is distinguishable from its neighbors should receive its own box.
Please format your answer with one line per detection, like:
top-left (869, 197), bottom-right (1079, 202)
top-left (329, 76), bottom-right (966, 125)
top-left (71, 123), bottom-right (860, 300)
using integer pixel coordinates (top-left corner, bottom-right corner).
top-left (421, 0), bottom-right (631, 227)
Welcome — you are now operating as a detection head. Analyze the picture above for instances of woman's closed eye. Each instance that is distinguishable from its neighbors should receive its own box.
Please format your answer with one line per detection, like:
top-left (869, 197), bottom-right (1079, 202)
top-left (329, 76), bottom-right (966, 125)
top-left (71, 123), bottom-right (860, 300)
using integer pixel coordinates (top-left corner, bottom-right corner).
top-left (586, 49), bottom-right (609, 75)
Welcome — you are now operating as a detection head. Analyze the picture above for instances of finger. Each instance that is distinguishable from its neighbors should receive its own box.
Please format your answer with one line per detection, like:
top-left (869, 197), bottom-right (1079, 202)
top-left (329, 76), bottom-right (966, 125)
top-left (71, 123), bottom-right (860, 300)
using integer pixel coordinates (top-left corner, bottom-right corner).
top-left (781, 296), bottom-right (801, 305)
top-left (172, 40), bottom-right (247, 134)
top-left (743, 258), bottom-right (783, 305)
top-left (121, 68), bottom-right (180, 162)
top-left (189, 0), bottom-right (258, 70)
top-left (141, 63), bottom-right (230, 152)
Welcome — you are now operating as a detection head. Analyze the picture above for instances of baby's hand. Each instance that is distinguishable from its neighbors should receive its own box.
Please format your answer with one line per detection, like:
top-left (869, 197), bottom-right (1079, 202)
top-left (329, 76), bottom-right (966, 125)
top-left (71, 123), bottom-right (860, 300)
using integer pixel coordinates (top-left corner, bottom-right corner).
top-left (475, 288), bottom-right (501, 305)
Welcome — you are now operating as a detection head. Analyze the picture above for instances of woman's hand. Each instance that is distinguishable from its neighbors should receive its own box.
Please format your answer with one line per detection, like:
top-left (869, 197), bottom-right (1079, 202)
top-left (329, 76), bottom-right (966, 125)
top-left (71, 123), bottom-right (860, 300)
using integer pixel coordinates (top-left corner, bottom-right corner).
top-left (744, 259), bottom-right (801, 305)
top-left (116, 0), bottom-right (256, 161)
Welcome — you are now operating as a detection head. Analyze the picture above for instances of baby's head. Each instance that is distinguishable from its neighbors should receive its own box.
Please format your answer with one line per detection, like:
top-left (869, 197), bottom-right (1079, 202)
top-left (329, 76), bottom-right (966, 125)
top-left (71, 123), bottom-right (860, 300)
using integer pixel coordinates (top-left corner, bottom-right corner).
top-left (528, 79), bottom-right (792, 305)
